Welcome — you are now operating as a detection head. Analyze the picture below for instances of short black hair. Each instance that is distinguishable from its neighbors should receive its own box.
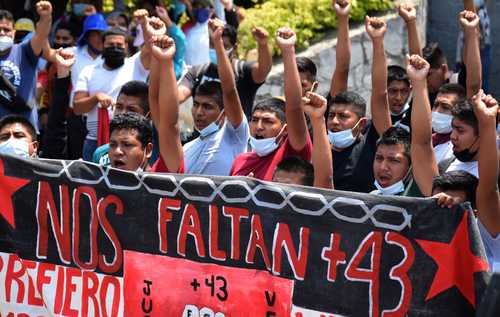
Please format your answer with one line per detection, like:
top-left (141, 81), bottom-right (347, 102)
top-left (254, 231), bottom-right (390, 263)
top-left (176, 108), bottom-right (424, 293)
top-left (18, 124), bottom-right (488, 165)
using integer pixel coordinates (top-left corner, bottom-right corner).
top-left (437, 83), bottom-right (466, 100)
top-left (423, 42), bottom-right (447, 69)
top-left (118, 81), bottom-right (149, 114)
top-left (55, 21), bottom-right (78, 39)
top-left (376, 127), bottom-right (411, 164)
top-left (223, 24), bottom-right (237, 47)
top-left (432, 171), bottom-right (478, 208)
top-left (329, 91), bottom-right (367, 119)
top-left (195, 80), bottom-right (224, 109)
top-left (109, 112), bottom-right (152, 147)
top-left (102, 27), bottom-right (127, 42)
top-left (0, 115), bottom-right (37, 141)
top-left (252, 97), bottom-right (286, 123)
top-left (387, 65), bottom-right (410, 87)
top-left (274, 156), bottom-right (314, 187)
top-left (0, 10), bottom-right (14, 23)
top-left (452, 99), bottom-right (478, 135)
top-left (296, 57), bottom-right (317, 82)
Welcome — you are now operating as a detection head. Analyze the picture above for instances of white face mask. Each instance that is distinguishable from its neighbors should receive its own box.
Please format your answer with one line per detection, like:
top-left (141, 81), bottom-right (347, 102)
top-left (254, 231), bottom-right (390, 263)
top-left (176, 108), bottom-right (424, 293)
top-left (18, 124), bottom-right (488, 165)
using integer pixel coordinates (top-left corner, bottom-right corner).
top-left (250, 136), bottom-right (280, 157)
top-left (432, 111), bottom-right (453, 134)
top-left (0, 36), bottom-right (14, 51)
top-left (0, 138), bottom-right (31, 158)
top-left (374, 179), bottom-right (405, 196)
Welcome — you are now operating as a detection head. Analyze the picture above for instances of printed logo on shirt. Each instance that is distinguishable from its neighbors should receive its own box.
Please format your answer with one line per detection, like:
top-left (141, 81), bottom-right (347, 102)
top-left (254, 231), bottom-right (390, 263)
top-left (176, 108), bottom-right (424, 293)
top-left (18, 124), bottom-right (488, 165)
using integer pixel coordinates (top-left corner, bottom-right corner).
top-left (0, 60), bottom-right (21, 88)
top-left (200, 75), bottom-right (221, 85)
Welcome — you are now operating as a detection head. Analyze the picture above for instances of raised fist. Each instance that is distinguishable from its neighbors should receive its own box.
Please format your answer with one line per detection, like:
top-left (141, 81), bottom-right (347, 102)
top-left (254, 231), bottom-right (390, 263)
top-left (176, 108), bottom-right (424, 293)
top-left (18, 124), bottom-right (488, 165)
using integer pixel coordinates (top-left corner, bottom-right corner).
top-left (397, 3), bottom-right (417, 23)
top-left (151, 35), bottom-right (176, 61)
top-left (471, 90), bottom-right (499, 122)
top-left (133, 9), bottom-right (149, 24)
top-left (405, 54), bottom-right (430, 82)
top-left (276, 27), bottom-right (296, 50)
top-left (365, 16), bottom-right (387, 39)
top-left (208, 19), bottom-right (225, 42)
top-left (252, 27), bottom-right (269, 45)
top-left (303, 92), bottom-right (327, 119)
top-left (333, 0), bottom-right (350, 17)
top-left (36, 1), bottom-right (52, 17)
top-left (459, 10), bottom-right (480, 30)
top-left (55, 49), bottom-right (76, 69)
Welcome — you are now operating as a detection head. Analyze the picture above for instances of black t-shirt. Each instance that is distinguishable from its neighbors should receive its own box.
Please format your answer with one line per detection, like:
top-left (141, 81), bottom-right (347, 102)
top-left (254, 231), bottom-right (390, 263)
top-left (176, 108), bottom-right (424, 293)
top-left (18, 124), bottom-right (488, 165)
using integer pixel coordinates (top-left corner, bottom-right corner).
top-left (332, 121), bottom-right (380, 193)
top-left (391, 105), bottom-right (412, 131)
top-left (179, 60), bottom-right (263, 118)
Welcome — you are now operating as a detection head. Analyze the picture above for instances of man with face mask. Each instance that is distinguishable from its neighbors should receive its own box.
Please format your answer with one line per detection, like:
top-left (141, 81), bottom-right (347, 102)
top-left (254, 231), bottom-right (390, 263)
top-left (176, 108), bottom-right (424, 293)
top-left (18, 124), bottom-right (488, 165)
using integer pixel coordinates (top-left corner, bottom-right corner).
top-left (0, 115), bottom-right (38, 158)
top-left (0, 2), bottom-right (53, 129)
top-left (179, 21), bottom-right (271, 120)
top-left (230, 27), bottom-right (312, 181)
top-left (73, 13), bottom-right (161, 161)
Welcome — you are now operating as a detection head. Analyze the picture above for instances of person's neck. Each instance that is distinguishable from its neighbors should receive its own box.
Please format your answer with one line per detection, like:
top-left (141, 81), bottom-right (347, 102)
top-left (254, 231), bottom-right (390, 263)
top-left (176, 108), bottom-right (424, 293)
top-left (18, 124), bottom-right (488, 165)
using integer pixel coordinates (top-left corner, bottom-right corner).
top-left (86, 45), bottom-right (99, 59)
top-left (0, 47), bottom-right (12, 57)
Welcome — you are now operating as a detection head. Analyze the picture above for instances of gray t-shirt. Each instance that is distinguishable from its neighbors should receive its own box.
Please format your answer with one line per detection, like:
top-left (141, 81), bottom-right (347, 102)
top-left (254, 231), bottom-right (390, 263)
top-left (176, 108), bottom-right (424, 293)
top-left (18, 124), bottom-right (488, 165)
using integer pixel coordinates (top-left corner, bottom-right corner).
top-left (0, 41), bottom-right (39, 128)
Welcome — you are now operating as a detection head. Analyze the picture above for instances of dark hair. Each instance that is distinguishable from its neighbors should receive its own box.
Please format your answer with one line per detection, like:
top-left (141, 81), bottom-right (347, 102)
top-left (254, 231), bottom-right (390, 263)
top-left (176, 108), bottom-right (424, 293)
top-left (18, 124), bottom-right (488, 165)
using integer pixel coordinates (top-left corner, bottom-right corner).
top-left (0, 10), bottom-right (14, 23)
top-left (387, 65), bottom-right (410, 86)
top-left (329, 91), bottom-right (367, 119)
top-left (0, 115), bottom-right (37, 141)
top-left (102, 27), bottom-right (127, 42)
top-left (194, 81), bottom-right (224, 109)
top-left (192, 0), bottom-right (213, 8)
top-left (376, 127), bottom-right (411, 164)
top-left (423, 42), bottom-right (447, 69)
top-left (118, 81), bottom-right (150, 114)
top-left (109, 112), bottom-right (152, 147)
top-left (432, 171), bottom-right (478, 208)
top-left (252, 97), bottom-right (286, 123)
top-left (55, 21), bottom-right (78, 39)
top-left (452, 99), bottom-right (478, 134)
top-left (437, 83), bottom-right (466, 100)
top-left (274, 156), bottom-right (314, 187)
top-left (296, 57), bottom-right (317, 82)
top-left (223, 24), bottom-right (237, 47)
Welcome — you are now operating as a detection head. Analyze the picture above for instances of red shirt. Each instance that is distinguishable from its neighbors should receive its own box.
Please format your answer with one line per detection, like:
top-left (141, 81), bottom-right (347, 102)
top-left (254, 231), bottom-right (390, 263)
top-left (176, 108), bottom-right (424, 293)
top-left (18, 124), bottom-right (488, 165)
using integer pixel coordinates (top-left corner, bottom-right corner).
top-left (151, 155), bottom-right (185, 174)
top-left (230, 137), bottom-right (312, 181)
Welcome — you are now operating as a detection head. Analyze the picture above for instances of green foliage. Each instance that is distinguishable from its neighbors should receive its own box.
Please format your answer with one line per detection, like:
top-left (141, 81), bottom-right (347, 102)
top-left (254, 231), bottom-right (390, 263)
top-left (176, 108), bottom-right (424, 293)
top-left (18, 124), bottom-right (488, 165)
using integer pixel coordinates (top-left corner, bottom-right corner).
top-left (237, 0), bottom-right (392, 57)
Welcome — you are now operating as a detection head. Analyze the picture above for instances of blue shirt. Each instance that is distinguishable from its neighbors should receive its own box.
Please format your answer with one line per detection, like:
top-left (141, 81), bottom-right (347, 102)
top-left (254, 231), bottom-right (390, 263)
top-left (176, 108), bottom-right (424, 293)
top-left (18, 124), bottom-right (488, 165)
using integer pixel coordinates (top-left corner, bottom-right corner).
top-left (0, 41), bottom-right (39, 129)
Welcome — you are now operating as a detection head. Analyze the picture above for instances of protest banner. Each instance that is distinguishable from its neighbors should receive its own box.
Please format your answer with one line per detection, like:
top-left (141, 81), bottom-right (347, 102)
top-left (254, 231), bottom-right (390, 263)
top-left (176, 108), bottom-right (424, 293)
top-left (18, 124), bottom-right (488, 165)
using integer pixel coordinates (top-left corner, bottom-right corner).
top-left (0, 154), bottom-right (490, 316)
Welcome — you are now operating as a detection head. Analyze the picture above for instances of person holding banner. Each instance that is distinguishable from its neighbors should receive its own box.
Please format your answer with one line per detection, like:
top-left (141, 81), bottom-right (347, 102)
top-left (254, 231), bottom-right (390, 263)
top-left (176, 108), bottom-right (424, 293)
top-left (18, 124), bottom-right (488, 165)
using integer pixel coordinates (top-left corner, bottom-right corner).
top-left (230, 27), bottom-right (312, 181)
top-left (182, 18), bottom-right (249, 176)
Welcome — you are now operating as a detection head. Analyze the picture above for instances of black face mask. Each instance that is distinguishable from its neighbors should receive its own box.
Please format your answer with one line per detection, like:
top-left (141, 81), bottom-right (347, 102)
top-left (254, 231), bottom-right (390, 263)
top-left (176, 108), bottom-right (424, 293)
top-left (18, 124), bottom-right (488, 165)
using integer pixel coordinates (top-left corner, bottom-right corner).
top-left (453, 138), bottom-right (478, 162)
top-left (103, 46), bottom-right (125, 69)
top-left (53, 42), bottom-right (71, 50)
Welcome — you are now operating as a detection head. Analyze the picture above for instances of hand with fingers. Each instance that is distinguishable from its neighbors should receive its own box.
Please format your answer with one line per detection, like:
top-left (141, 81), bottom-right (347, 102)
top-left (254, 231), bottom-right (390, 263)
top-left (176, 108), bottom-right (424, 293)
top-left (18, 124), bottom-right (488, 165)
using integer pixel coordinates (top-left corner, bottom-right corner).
top-left (208, 18), bottom-right (225, 43)
top-left (96, 92), bottom-right (114, 109)
top-left (151, 35), bottom-right (176, 61)
top-left (365, 16), bottom-right (387, 40)
top-left (405, 54), bottom-right (430, 83)
top-left (55, 49), bottom-right (76, 78)
top-left (276, 27), bottom-right (297, 51)
top-left (36, 1), bottom-right (52, 18)
top-left (252, 27), bottom-right (269, 46)
top-left (471, 90), bottom-right (499, 124)
top-left (459, 10), bottom-right (480, 30)
top-left (333, 0), bottom-right (350, 17)
top-left (397, 2), bottom-right (417, 23)
top-left (303, 92), bottom-right (328, 120)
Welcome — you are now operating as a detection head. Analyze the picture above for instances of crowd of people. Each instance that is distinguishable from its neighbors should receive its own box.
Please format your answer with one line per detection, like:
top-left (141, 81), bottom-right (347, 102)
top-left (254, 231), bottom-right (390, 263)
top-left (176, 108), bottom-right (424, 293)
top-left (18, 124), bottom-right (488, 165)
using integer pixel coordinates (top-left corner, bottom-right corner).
top-left (0, 0), bottom-right (499, 272)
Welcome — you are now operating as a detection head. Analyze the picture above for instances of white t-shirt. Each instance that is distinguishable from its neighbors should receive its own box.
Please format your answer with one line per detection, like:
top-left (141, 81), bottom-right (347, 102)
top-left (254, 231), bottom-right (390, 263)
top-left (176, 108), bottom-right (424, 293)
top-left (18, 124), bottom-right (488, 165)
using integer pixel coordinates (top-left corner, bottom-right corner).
top-left (478, 219), bottom-right (500, 272)
top-left (185, 22), bottom-right (209, 66)
top-left (74, 52), bottom-right (149, 140)
top-left (70, 45), bottom-right (102, 98)
top-left (446, 159), bottom-right (478, 178)
top-left (434, 140), bottom-right (454, 164)
top-left (183, 117), bottom-right (249, 176)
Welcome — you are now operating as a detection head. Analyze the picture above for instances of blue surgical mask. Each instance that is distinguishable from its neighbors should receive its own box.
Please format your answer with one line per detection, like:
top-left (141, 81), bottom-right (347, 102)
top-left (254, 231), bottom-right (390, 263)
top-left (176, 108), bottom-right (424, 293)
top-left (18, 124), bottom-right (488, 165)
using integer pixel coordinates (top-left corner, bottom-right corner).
top-left (0, 138), bottom-right (31, 158)
top-left (199, 121), bottom-right (220, 138)
top-left (250, 136), bottom-right (279, 157)
top-left (328, 129), bottom-right (356, 149)
top-left (73, 3), bottom-right (87, 17)
top-left (193, 8), bottom-right (210, 24)
top-left (432, 111), bottom-right (453, 134)
top-left (374, 179), bottom-right (405, 196)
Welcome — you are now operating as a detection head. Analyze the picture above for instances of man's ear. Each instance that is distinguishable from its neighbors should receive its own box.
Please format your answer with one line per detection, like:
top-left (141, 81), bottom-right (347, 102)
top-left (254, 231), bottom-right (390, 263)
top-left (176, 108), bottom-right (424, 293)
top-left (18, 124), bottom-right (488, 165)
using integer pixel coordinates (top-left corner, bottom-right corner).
top-left (31, 141), bottom-right (38, 156)
top-left (145, 142), bottom-right (153, 159)
top-left (354, 117), bottom-right (368, 137)
top-left (441, 63), bottom-right (449, 79)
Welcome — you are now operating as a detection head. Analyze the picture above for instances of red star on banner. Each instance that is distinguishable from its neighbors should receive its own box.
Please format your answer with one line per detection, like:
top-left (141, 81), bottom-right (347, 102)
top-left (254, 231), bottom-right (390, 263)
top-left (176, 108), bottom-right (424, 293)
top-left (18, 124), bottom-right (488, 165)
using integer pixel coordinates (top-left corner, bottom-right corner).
top-left (0, 158), bottom-right (30, 228)
top-left (416, 212), bottom-right (489, 307)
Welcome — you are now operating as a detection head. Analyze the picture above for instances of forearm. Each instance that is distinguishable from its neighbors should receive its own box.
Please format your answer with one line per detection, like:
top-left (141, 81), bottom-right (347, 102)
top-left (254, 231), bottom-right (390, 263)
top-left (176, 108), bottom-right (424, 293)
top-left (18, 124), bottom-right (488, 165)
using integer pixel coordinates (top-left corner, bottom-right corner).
top-left (331, 15), bottom-right (350, 96)
top-left (215, 38), bottom-right (243, 126)
top-left (464, 28), bottom-right (482, 97)
top-left (73, 94), bottom-right (98, 115)
top-left (406, 20), bottom-right (422, 56)
top-left (148, 57), bottom-right (161, 128)
top-left (464, 0), bottom-right (475, 11)
top-left (253, 42), bottom-right (272, 83)
top-left (311, 117), bottom-right (333, 189)
top-left (31, 16), bottom-right (52, 55)
top-left (370, 40), bottom-right (391, 135)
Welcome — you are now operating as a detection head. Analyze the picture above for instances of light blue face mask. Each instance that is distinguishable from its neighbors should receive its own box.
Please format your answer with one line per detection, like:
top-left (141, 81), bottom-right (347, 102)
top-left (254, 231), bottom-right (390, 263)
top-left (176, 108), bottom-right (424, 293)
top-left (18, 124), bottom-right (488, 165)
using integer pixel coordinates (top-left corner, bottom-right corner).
top-left (250, 136), bottom-right (279, 157)
top-left (198, 111), bottom-right (224, 138)
top-left (432, 111), bottom-right (453, 134)
top-left (209, 47), bottom-right (234, 65)
top-left (0, 138), bottom-right (31, 158)
top-left (374, 179), bottom-right (405, 196)
top-left (328, 129), bottom-right (356, 149)
top-left (73, 3), bottom-right (87, 16)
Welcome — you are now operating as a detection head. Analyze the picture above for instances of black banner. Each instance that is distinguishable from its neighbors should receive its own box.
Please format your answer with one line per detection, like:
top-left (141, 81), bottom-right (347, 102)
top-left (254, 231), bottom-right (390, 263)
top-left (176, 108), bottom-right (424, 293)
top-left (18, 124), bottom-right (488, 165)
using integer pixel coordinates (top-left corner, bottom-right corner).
top-left (0, 154), bottom-right (490, 316)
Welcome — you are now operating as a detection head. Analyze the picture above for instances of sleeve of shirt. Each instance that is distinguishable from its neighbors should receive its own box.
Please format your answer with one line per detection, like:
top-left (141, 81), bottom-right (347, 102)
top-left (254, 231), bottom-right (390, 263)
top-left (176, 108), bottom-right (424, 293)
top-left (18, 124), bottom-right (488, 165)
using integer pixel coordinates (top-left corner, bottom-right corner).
top-left (224, 115), bottom-right (249, 144)
top-left (242, 61), bottom-right (260, 84)
top-left (74, 64), bottom-right (92, 93)
top-left (21, 41), bottom-right (39, 67)
top-left (478, 218), bottom-right (500, 271)
top-left (168, 24), bottom-right (187, 80)
top-left (288, 136), bottom-right (313, 162)
top-left (151, 155), bottom-right (185, 174)
top-left (132, 51), bottom-right (149, 80)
